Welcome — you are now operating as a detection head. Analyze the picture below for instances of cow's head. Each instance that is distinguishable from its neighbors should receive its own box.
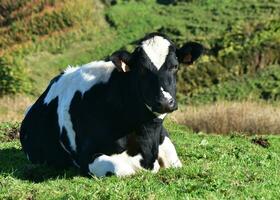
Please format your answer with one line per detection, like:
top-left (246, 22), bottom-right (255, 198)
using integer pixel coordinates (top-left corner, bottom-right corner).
top-left (110, 33), bottom-right (203, 114)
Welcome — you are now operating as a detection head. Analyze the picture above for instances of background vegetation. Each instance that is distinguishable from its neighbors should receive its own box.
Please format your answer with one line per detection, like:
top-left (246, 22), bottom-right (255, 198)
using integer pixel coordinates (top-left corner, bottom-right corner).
top-left (1, 0), bottom-right (279, 98)
top-left (0, 0), bottom-right (280, 198)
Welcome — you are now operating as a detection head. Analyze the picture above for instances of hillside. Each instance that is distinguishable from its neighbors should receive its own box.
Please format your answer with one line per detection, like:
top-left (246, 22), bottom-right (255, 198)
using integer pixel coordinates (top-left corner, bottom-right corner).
top-left (0, 0), bottom-right (279, 98)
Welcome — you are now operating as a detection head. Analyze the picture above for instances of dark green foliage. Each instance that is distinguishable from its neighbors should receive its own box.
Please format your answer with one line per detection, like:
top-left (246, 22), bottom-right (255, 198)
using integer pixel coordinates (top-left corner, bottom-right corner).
top-left (183, 65), bottom-right (280, 104)
top-left (176, 16), bottom-right (280, 97)
top-left (0, 55), bottom-right (30, 95)
top-left (0, 0), bottom-right (280, 98)
top-left (0, 0), bottom-right (93, 95)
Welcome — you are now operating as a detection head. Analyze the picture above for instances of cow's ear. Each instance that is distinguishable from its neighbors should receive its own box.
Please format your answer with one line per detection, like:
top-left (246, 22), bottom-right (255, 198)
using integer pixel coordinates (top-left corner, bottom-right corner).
top-left (176, 42), bottom-right (203, 65)
top-left (109, 50), bottom-right (132, 72)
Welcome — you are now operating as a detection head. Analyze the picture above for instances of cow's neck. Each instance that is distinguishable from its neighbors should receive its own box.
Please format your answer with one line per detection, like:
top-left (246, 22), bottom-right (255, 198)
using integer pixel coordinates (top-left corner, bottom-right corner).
top-left (107, 70), bottom-right (155, 129)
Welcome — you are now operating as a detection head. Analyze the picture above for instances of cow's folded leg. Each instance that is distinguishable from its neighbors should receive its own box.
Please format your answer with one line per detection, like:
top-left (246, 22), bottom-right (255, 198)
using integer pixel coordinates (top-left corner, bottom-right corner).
top-left (87, 152), bottom-right (140, 177)
top-left (135, 118), bottom-right (163, 171)
top-left (88, 151), bottom-right (160, 177)
top-left (88, 154), bottom-right (134, 177)
top-left (158, 127), bottom-right (182, 168)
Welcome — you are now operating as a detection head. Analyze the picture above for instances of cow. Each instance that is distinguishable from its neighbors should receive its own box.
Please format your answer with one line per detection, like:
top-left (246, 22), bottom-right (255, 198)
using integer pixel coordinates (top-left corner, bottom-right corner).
top-left (20, 33), bottom-right (203, 177)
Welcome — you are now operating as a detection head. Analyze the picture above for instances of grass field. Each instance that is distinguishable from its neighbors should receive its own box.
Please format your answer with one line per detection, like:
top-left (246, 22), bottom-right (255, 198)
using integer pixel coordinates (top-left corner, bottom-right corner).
top-left (0, 0), bottom-right (280, 199)
top-left (1, 122), bottom-right (280, 199)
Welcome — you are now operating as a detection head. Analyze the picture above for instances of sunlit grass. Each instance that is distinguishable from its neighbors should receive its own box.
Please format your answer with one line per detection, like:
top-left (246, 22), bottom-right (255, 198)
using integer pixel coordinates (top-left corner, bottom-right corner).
top-left (0, 122), bottom-right (280, 199)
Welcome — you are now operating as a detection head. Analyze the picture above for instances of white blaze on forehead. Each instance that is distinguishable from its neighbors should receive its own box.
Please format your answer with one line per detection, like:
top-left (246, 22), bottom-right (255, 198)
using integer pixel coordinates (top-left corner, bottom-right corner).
top-left (161, 87), bottom-right (173, 101)
top-left (141, 36), bottom-right (171, 70)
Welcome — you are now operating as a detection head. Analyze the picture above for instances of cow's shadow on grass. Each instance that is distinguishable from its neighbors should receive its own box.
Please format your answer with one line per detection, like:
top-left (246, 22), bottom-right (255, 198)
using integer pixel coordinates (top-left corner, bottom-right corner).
top-left (0, 147), bottom-right (80, 183)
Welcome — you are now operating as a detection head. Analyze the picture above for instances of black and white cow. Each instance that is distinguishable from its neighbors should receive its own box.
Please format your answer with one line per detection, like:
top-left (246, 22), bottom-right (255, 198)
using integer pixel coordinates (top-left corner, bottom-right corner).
top-left (20, 33), bottom-right (203, 177)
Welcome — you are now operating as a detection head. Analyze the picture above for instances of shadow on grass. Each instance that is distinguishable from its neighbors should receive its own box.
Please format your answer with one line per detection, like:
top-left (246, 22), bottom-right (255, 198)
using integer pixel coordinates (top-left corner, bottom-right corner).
top-left (0, 147), bottom-right (80, 183)
top-left (156, 0), bottom-right (175, 5)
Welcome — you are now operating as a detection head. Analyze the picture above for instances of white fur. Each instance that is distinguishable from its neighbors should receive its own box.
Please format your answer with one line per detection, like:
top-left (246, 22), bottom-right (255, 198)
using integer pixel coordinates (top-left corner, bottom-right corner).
top-left (142, 36), bottom-right (170, 70)
top-left (88, 151), bottom-right (160, 177)
top-left (158, 137), bottom-right (182, 168)
top-left (157, 113), bottom-right (167, 119)
top-left (161, 87), bottom-right (173, 101)
top-left (44, 61), bottom-right (116, 152)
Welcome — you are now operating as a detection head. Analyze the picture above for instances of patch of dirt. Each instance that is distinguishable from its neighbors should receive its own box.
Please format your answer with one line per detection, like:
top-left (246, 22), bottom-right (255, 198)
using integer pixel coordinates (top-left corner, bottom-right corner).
top-left (251, 137), bottom-right (270, 148)
top-left (0, 123), bottom-right (20, 142)
top-left (6, 126), bottom-right (20, 141)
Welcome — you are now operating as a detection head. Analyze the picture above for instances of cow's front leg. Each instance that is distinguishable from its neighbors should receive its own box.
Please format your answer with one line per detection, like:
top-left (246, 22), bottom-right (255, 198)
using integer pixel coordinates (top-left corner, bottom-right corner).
top-left (158, 127), bottom-right (182, 168)
top-left (134, 118), bottom-right (162, 172)
top-left (88, 152), bottom-right (137, 177)
top-left (88, 152), bottom-right (159, 177)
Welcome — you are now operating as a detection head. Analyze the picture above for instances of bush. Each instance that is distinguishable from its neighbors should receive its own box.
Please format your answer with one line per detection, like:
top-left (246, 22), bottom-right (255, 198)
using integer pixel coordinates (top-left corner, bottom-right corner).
top-left (0, 0), bottom-right (94, 95)
top-left (0, 55), bottom-right (30, 95)
top-left (182, 65), bottom-right (280, 104)
top-left (177, 19), bottom-right (280, 96)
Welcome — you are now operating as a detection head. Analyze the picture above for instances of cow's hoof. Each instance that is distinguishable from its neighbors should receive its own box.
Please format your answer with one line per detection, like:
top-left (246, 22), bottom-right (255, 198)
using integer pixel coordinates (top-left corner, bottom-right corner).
top-left (172, 159), bottom-right (182, 168)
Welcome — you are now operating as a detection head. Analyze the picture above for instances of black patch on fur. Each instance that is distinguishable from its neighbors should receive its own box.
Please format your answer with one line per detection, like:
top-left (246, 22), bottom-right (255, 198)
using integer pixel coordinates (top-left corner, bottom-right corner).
top-left (105, 171), bottom-right (115, 177)
top-left (60, 127), bottom-right (77, 159)
top-left (135, 118), bottom-right (163, 170)
top-left (20, 74), bottom-right (73, 168)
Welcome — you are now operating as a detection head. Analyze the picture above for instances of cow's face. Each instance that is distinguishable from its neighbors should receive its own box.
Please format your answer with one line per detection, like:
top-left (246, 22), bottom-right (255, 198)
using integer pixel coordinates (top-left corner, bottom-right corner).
top-left (110, 33), bottom-right (203, 114)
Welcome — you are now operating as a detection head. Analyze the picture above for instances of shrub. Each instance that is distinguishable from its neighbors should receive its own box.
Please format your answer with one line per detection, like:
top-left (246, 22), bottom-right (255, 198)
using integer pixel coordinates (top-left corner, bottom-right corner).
top-left (0, 0), bottom-right (94, 95)
top-left (0, 55), bottom-right (30, 95)
top-left (181, 65), bottom-right (280, 104)
top-left (177, 19), bottom-right (280, 96)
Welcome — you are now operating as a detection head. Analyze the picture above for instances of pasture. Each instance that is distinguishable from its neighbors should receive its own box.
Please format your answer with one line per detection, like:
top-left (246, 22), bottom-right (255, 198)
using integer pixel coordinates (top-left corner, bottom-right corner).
top-left (1, 122), bottom-right (280, 199)
top-left (0, 0), bottom-right (280, 199)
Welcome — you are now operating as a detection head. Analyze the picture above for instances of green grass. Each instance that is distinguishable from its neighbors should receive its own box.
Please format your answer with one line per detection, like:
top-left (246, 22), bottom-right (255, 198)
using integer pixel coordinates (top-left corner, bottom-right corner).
top-left (1, 122), bottom-right (280, 199)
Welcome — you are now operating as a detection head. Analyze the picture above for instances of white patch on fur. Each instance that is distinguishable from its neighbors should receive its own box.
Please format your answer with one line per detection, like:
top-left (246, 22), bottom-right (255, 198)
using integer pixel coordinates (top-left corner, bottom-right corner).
top-left (142, 36), bottom-right (170, 70)
top-left (157, 113), bottom-right (167, 119)
top-left (88, 151), bottom-right (160, 177)
top-left (158, 137), bottom-right (182, 168)
top-left (161, 87), bottom-right (173, 101)
top-left (44, 61), bottom-right (116, 152)
top-left (121, 61), bottom-right (130, 72)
